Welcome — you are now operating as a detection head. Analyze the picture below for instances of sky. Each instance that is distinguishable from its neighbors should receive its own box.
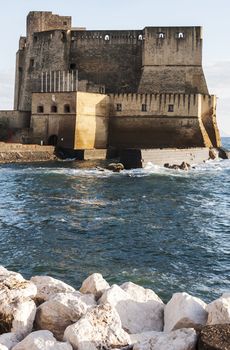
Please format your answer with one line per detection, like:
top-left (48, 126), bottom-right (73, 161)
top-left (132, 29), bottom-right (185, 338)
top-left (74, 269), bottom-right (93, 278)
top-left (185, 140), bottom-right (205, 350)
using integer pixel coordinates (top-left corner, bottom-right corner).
top-left (0, 0), bottom-right (229, 135)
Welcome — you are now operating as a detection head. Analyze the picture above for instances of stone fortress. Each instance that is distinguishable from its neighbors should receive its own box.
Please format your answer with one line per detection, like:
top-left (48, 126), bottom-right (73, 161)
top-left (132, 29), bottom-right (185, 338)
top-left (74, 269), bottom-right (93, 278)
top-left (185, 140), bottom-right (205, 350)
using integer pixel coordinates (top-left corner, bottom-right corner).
top-left (0, 11), bottom-right (223, 165)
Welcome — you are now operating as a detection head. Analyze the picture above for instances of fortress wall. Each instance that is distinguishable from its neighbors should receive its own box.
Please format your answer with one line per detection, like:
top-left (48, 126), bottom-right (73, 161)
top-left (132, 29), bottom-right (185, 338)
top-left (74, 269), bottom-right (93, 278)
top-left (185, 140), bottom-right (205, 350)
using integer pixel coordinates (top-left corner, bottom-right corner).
top-left (139, 27), bottom-right (208, 94)
top-left (143, 27), bottom-right (202, 66)
top-left (31, 92), bottom-right (76, 115)
top-left (18, 30), bottom-right (71, 111)
top-left (108, 93), bottom-right (207, 148)
top-left (0, 111), bottom-right (30, 129)
top-left (75, 92), bottom-right (110, 150)
top-left (199, 95), bottom-right (221, 147)
top-left (70, 30), bottom-right (143, 93)
top-left (110, 93), bottom-right (199, 117)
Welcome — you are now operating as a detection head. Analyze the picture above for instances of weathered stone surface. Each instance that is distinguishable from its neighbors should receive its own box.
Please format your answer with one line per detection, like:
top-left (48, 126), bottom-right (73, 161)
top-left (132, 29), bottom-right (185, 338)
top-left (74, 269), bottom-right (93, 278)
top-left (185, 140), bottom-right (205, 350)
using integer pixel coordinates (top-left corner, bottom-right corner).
top-left (197, 324), bottom-right (230, 350)
top-left (35, 291), bottom-right (96, 340)
top-left (79, 273), bottom-right (110, 300)
top-left (0, 333), bottom-right (19, 349)
top-left (0, 266), bottom-right (37, 300)
top-left (0, 266), bottom-right (37, 336)
top-left (12, 330), bottom-right (72, 350)
top-left (99, 284), bottom-right (164, 333)
top-left (120, 282), bottom-right (163, 303)
top-left (164, 292), bottom-right (207, 332)
top-left (64, 304), bottom-right (131, 350)
top-left (30, 275), bottom-right (75, 304)
top-left (206, 293), bottom-right (230, 325)
top-left (133, 328), bottom-right (197, 350)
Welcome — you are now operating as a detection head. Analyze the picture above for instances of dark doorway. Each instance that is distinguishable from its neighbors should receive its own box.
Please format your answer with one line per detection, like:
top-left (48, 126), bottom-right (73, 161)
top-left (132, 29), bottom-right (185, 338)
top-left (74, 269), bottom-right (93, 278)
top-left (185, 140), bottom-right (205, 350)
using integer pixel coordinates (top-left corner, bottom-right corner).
top-left (48, 135), bottom-right (58, 146)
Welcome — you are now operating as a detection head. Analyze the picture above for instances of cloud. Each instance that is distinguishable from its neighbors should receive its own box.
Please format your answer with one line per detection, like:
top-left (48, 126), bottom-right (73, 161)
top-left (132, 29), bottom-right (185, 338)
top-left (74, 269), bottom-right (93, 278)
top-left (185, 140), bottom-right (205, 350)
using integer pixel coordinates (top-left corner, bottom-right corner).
top-left (0, 69), bottom-right (15, 110)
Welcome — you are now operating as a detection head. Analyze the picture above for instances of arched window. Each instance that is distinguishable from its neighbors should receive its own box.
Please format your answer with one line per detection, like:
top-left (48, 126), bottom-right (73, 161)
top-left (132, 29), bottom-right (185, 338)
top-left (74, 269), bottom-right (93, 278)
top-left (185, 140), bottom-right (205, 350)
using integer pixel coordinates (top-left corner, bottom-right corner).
top-left (138, 34), bottom-right (143, 40)
top-left (51, 105), bottom-right (58, 113)
top-left (64, 104), bottom-right (70, 113)
top-left (158, 32), bottom-right (165, 39)
top-left (37, 105), bottom-right (44, 113)
top-left (176, 32), bottom-right (184, 39)
top-left (104, 35), bottom-right (110, 41)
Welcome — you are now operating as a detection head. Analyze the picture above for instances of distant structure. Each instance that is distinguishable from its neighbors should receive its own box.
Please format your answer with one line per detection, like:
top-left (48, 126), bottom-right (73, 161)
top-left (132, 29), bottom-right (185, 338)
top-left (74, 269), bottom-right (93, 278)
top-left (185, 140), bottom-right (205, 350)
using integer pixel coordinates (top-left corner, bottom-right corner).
top-left (0, 11), bottom-right (221, 164)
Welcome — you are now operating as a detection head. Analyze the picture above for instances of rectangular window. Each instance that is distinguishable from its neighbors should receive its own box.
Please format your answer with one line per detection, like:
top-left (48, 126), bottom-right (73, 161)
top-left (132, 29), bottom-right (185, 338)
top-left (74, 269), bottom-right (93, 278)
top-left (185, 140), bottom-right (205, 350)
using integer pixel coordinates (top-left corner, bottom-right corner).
top-left (30, 59), bottom-right (35, 68)
top-left (116, 103), bottom-right (122, 112)
top-left (168, 104), bottom-right (174, 112)
top-left (142, 104), bottom-right (147, 112)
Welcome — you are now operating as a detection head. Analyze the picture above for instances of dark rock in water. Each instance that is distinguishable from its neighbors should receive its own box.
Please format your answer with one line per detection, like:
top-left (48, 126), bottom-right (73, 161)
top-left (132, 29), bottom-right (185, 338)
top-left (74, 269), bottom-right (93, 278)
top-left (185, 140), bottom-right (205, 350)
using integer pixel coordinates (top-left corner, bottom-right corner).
top-left (107, 163), bottom-right (124, 172)
top-left (164, 162), bottom-right (190, 171)
top-left (197, 324), bottom-right (230, 350)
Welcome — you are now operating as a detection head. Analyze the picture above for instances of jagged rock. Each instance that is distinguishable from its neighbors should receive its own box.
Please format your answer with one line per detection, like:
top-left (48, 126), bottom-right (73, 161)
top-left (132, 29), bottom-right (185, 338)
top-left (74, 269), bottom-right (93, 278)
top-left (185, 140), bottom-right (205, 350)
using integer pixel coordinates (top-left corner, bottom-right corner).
top-left (30, 275), bottom-right (75, 304)
top-left (206, 293), bottom-right (230, 324)
top-left (0, 266), bottom-right (37, 337)
top-left (99, 284), bottom-right (164, 333)
top-left (130, 331), bottom-right (160, 344)
top-left (164, 162), bottom-right (190, 170)
top-left (107, 163), bottom-right (124, 172)
top-left (164, 292), bottom-right (207, 332)
top-left (64, 304), bottom-right (130, 350)
top-left (0, 333), bottom-right (19, 349)
top-left (80, 273), bottom-right (110, 300)
top-left (12, 330), bottom-right (72, 350)
top-left (34, 291), bottom-right (96, 340)
top-left (197, 324), bottom-right (230, 350)
top-left (133, 328), bottom-right (197, 350)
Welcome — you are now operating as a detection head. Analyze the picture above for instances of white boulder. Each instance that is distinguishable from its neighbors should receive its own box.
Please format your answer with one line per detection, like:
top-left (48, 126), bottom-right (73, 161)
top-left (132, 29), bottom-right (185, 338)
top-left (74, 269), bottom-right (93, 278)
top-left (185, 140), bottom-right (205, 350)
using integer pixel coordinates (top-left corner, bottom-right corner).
top-left (64, 303), bottom-right (131, 350)
top-left (12, 331), bottom-right (72, 350)
top-left (206, 293), bottom-right (230, 324)
top-left (0, 266), bottom-right (37, 300)
top-left (133, 328), bottom-right (197, 350)
top-left (121, 282), bottom-right (163, 303)
top-left (35, 291), bottom-right (96, 340)
top-left (0, 333), bottom-right (19, 349)
top-left (99, 284), bottom-right (164, 333)
top-left (164, 292), bottom-right (207, 331)
top-left (30, 276), bottom-right (75, 303)
top-left (79, 273), bottom-right (110, 299)
top-left (0, 266), bottom-right (37, 337)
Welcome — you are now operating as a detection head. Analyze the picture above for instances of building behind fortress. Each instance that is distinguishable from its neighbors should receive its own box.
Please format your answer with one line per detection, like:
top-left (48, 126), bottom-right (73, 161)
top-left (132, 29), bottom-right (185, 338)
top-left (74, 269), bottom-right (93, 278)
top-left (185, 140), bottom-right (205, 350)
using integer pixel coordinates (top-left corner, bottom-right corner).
top-left (0, 11), bottom-right (221, 163)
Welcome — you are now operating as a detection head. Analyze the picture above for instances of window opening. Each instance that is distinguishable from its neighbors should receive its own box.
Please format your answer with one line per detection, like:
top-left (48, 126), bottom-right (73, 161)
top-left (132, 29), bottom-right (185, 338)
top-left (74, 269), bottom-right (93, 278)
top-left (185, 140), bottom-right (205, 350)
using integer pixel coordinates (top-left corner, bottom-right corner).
top-left (104, 34), bottom-right (110, 41)
top-left (142, 104), bottom-right (147, 112)
top-left (158, 32), bottom-right (165, 39)
top-left (64, 104), bottom-right (70, 113)
top-left (51, 105), bottom-right (58, 113)
top-left (116, 103), bottom-right (122, 112)
top-left (168, 104), bottom-right (174, 112)
top-left (138, 34), bottom-right (143, 40)
top-left (37, 105), bottom-right (44, 113)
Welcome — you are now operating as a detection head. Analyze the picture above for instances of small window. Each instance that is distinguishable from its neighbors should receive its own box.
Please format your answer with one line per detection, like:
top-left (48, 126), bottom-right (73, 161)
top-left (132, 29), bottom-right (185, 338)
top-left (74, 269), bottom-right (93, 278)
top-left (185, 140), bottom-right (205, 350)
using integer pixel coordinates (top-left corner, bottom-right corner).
top-left (142, 104), bottom-right (147, 112)
top-left (176, 32), bottom-right (184, 39)
top-left (63, 21), bottom-right (67, 25)
top-left (64, 104), bottom-right (70, 113)
top-left (104, 35), bottom-right (110, 41)
top-left (138, 34), bottom-right (143, 40)
top-left (168, 104), bottom-right (174, 112)
top-left (99, 87), bottom-right (104, 94)
top-left (158, 32), bottom-right (165, 39)
top-left (116, 103), bottom-right (122, 112)
top-left (30, 59), bottom-right (35, 68)
top-left (37, 105), bottom-right (44, 113)
top-left (70, 63), bottom-right (76, 70)
top-left (51, 105), bottom-right (58, 113)
top-left (33, 35), bottom-right (38, 43)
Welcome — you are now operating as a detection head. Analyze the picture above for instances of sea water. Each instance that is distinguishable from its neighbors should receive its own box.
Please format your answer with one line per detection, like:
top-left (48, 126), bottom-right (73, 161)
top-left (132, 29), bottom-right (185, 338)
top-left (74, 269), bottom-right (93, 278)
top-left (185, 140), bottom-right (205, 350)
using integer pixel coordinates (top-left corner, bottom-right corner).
top-left (0, 138), bottom-right (229, 302)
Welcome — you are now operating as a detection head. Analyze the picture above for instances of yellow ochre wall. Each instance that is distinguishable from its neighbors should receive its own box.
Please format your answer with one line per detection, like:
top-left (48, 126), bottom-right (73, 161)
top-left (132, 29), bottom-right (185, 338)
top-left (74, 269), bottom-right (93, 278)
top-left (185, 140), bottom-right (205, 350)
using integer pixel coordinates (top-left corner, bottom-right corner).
top-left (74, 92), bottom-right (110, 150)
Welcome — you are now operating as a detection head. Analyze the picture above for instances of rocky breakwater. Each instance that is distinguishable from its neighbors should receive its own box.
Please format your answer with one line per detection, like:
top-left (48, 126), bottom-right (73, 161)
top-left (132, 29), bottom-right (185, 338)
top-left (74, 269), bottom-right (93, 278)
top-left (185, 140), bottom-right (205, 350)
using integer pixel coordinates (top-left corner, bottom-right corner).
top-left (0, 143), bottom-right (56, 164)
top-left (0, 267), bottom-right (229, 350)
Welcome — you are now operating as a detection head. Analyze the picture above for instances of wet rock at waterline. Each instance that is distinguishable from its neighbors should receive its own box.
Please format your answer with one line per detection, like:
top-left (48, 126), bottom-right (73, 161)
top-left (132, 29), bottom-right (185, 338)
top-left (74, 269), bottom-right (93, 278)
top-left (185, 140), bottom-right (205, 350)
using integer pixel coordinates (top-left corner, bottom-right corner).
top-left (107, 163), bottom-right (125, 172)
